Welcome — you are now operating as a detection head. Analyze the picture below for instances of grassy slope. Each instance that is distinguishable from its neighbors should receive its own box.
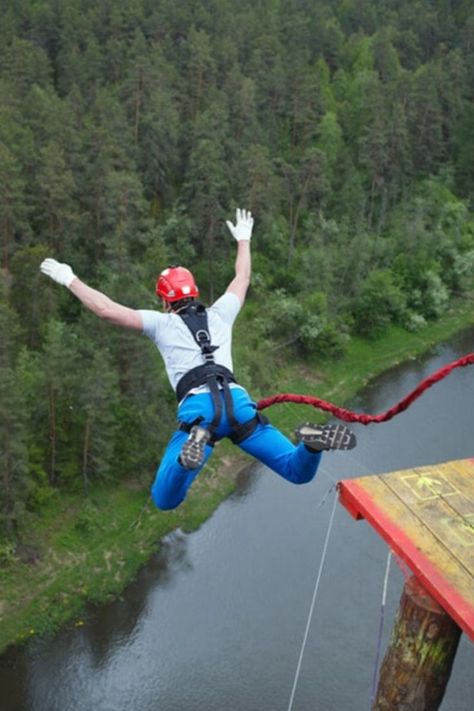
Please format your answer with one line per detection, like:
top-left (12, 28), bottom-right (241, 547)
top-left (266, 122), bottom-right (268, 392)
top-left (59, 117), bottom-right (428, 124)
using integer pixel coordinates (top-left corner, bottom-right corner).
top-left (1, 298), bottom-right (473, 653)
top-left (251, 298), bottom-right (474, 433)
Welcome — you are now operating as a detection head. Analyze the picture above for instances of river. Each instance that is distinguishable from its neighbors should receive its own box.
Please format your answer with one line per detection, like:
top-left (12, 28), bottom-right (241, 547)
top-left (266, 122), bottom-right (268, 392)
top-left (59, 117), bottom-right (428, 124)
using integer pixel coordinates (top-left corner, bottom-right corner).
top-left (1, 330), bottom-right (473, 711)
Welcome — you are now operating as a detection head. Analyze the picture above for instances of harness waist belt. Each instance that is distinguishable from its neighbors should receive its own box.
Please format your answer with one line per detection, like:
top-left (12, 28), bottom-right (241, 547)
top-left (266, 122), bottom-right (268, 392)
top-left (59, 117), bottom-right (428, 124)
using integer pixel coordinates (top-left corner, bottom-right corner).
top-left (178, 411), bottom-right (268, 445)
top-left (176, 363), bottom-right (237, 403)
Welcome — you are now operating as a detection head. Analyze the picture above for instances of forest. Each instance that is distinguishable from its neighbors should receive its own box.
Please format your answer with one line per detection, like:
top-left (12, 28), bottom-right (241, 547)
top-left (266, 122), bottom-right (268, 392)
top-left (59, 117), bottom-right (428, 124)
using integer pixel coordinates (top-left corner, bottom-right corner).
top-left (1, 0), bottom-right (474, 541)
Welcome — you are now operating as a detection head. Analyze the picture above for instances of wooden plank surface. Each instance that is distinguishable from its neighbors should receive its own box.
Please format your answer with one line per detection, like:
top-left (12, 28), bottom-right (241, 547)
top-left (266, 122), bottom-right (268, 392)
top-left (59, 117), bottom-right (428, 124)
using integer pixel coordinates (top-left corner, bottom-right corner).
top-left (338, 458), bottom-right (474, 640)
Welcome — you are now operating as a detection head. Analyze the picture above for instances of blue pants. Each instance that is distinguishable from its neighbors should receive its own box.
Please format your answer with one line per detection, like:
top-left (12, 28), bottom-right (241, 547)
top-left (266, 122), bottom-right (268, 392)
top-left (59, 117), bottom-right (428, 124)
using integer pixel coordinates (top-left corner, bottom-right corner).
top-left (151, 388), bottom-right (322, 510)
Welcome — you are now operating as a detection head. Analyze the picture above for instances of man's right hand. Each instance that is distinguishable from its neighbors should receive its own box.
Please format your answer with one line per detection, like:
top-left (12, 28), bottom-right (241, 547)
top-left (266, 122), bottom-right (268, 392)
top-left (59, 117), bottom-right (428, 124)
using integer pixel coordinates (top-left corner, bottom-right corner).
top-left (40, 258), bottom-right (76, 287)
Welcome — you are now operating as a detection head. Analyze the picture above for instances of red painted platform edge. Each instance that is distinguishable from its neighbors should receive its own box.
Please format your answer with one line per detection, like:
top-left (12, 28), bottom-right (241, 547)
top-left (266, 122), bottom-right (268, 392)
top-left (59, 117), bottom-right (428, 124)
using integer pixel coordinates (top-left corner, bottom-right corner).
top-left (337, 479), bottom-right (474, 642)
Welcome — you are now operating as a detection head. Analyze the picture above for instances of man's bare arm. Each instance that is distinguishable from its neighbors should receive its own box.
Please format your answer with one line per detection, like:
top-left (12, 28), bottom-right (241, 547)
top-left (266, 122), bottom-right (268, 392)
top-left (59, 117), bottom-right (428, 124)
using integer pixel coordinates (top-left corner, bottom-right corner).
top-left (69, 278), bottom-right (143, 330)
top-left (40, 258), bottom-right (143, 331)
top-left (225, 208), bottom-right (253, 306)
top-left (226, 240), bottom-right (251, 305)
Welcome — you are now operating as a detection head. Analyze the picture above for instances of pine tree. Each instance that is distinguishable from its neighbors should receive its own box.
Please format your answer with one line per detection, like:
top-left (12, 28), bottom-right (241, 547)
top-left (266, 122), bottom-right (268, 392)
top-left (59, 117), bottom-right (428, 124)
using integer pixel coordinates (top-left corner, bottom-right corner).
top-left (0, 143), bottom-right (29, 270)
top-left (407, 64), bottom-right (444, 174)
top-left (36, 142), bottom-right (78, 256)
top-left (0, 364), bottom-right (29, 537)
top-left (120, 32), bottom-right (180, 202)
top-left (39, 320), bottom-right (79, 486)
top-left (183, 101), bottom-right (231, 297)
top-left (0, 294), bottom-right (29, 537)
top-left (185, 26), bottom-right (216, 121)
top-left (277, 147), bottom-right (328, 263)
top-left (1, 37), bottom-right (52, 98)
top-left (10, 245), bottom-right (55, 348)
top-left (77, 347), bottom-right (119, 493)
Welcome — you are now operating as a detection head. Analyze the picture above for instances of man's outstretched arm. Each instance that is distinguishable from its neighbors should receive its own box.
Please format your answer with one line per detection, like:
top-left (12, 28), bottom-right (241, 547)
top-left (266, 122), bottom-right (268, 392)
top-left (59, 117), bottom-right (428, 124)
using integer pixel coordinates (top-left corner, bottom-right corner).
top-left (225, 208), bottom-right (253, 305)
top-left (40, 258), bottom-right (143, 330)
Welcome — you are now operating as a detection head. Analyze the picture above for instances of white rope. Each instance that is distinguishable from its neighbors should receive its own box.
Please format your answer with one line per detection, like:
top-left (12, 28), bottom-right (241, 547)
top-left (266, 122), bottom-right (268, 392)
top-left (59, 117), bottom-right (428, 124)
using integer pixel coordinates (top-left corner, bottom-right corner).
top-left (287, 487), bottom-right (339, 711)
top-left (369, 549), bottom-right (392, 709)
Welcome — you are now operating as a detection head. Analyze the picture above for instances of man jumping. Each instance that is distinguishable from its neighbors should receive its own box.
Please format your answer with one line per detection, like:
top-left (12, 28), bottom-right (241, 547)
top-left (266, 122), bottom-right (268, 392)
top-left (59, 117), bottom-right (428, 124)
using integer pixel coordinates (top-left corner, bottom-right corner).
top-left (40, 208), bottom-right (356, 510)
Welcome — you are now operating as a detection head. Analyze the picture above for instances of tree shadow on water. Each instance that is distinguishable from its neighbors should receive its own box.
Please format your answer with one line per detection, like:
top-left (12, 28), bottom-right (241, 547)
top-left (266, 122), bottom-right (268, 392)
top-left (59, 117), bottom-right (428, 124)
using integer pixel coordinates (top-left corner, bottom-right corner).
top-left (229, 462), bottom-right (261, 501)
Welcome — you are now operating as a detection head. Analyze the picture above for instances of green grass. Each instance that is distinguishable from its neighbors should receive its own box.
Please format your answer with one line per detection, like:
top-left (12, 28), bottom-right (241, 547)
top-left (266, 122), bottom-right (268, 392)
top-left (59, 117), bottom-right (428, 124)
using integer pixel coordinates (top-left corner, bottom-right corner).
top-left (0, 458), bottom-right (241, 652)
top-left (1, 297), bottom-right (473, 654)
top-left (263, 298), bottom-right (474, 432)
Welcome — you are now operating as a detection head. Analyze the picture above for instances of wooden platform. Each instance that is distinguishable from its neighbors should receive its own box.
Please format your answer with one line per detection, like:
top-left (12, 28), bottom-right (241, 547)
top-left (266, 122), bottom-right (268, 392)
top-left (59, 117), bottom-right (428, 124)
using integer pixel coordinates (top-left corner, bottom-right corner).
top-left (338, 457), bottom-right (474, 641)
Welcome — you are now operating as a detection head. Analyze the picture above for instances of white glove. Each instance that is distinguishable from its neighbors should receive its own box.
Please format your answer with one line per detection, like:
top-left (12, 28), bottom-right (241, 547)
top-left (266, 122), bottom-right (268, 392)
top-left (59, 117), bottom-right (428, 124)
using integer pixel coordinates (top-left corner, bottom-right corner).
top-left (40, 258), bottom-right (76, 287)
top-left (226, 208), bottom-right (254, 242)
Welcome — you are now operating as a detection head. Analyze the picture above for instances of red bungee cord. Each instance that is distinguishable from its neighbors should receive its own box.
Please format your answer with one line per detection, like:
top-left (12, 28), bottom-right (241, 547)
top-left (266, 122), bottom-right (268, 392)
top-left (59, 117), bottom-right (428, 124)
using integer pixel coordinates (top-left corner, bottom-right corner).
top-left (256, 353), bottom-right (474, 425)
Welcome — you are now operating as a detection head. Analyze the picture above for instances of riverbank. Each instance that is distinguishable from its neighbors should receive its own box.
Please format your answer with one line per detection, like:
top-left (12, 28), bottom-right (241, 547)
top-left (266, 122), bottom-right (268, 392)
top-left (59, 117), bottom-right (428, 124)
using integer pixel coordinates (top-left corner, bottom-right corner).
top-left (1, 297), bottom-right (474, 655)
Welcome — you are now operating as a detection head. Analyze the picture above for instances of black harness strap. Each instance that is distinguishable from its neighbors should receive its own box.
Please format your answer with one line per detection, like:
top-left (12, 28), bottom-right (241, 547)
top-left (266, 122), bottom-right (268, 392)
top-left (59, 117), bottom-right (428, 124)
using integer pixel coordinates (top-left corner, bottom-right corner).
top-left (176, 363), bottom-right (236, 404)
top-left (178, 417), bottom-right (217, 446)
top-left (229, 411), bottom-right (268, 444)
top-left (178, 301), bottom-right (217, 364)
top-left (178, 410), bottom-right (268, 445)
top-left (176, 301), bottom-right (262, 443)
top-left (221, 370), bottom-right (241, 432)
top-left (207, 370), bottom-right (224, 433)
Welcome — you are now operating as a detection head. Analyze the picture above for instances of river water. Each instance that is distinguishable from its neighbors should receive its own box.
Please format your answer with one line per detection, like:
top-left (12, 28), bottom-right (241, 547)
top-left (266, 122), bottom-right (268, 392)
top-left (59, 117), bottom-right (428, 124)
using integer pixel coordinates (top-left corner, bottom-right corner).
top-left (1, 330), bottom-right (474, 711)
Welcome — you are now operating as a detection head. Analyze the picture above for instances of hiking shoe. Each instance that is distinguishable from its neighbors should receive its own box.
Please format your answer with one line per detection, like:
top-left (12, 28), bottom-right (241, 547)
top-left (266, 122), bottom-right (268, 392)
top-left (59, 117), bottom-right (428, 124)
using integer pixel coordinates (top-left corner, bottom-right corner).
top-left (180, 425), bottom-right (211, 469)
top-left (295, 422), bottom-right (357, 452)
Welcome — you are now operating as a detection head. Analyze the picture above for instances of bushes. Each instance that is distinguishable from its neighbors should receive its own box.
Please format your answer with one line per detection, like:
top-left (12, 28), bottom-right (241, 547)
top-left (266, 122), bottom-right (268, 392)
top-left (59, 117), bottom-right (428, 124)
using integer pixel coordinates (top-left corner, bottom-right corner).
top-left (254, 288), bottom-right (350, 359)
top-left (352, 270), bottom-right (406, 338)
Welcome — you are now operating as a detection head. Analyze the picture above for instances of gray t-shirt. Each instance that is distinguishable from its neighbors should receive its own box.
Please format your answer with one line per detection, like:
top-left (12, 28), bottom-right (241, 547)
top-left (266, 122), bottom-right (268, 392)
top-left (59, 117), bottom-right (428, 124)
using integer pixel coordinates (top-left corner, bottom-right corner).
top-left (138, 292), bottom-right (241, 393)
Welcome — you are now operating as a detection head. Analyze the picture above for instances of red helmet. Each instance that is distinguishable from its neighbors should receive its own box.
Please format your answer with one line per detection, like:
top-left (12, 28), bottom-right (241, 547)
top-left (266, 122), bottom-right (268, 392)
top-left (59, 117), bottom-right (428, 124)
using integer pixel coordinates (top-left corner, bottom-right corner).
top-left (155, 265), bottom-right (199, 302)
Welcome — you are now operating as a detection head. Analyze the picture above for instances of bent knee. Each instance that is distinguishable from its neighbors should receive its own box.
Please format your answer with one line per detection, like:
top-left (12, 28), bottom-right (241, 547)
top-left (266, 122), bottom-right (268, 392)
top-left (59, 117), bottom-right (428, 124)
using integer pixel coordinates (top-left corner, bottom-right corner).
top-left (151, 484), bottom-right (182, 511)
top-left (289, 460), bottom-right (321, 485)
top-left (293, 472), bottom-right (317, 485)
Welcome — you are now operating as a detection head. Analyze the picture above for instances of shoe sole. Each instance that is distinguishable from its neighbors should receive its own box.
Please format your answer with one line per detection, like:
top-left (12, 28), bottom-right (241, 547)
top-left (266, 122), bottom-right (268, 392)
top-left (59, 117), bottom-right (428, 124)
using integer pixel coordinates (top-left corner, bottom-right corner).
top-left (180, 426), bottom-right (211, 469)
top-left (295, 422), bottom-right (356, 451)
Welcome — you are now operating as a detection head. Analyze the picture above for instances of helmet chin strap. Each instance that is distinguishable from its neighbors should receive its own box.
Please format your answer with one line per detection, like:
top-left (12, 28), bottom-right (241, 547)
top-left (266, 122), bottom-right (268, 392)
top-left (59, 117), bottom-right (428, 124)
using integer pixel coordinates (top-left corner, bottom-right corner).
top-left (162, 298), bottom-right (195, 314)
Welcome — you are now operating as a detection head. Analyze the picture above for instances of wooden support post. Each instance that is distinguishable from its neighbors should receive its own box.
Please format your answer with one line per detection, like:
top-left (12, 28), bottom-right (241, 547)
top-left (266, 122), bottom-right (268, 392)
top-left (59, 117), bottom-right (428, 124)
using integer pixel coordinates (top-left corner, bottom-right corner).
top-left (372, 575), bottom-right (462, 711)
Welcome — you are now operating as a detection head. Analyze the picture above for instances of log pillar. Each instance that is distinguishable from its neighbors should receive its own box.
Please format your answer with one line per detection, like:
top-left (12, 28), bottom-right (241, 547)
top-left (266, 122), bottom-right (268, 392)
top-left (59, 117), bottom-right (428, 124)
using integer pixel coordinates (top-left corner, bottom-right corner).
top-left (372, 575), bottom-right (462, 711)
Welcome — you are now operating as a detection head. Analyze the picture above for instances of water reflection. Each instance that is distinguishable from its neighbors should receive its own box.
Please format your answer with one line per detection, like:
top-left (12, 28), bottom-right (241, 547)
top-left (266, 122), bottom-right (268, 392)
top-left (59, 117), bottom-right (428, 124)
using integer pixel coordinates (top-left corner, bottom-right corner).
top-left (76, 530), bottom-right (192, 667)
top-left (79, 529), bottom-right (194, 664)
top-left (230, 462), bottom-right (261, 500)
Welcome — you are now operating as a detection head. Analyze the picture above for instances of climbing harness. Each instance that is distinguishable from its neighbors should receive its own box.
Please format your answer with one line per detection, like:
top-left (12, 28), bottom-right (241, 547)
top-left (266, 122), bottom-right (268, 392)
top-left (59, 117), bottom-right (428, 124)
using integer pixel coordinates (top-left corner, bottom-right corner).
top-left (257, 352), bottom-right (474, 424)
top-left (176, 301), bottom-right (264, 449)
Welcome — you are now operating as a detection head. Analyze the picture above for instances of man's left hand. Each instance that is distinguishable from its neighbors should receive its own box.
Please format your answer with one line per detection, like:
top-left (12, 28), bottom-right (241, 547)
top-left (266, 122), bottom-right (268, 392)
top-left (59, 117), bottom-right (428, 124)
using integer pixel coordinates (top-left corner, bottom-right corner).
top-left (226, 208), bottom-right (254, 242)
